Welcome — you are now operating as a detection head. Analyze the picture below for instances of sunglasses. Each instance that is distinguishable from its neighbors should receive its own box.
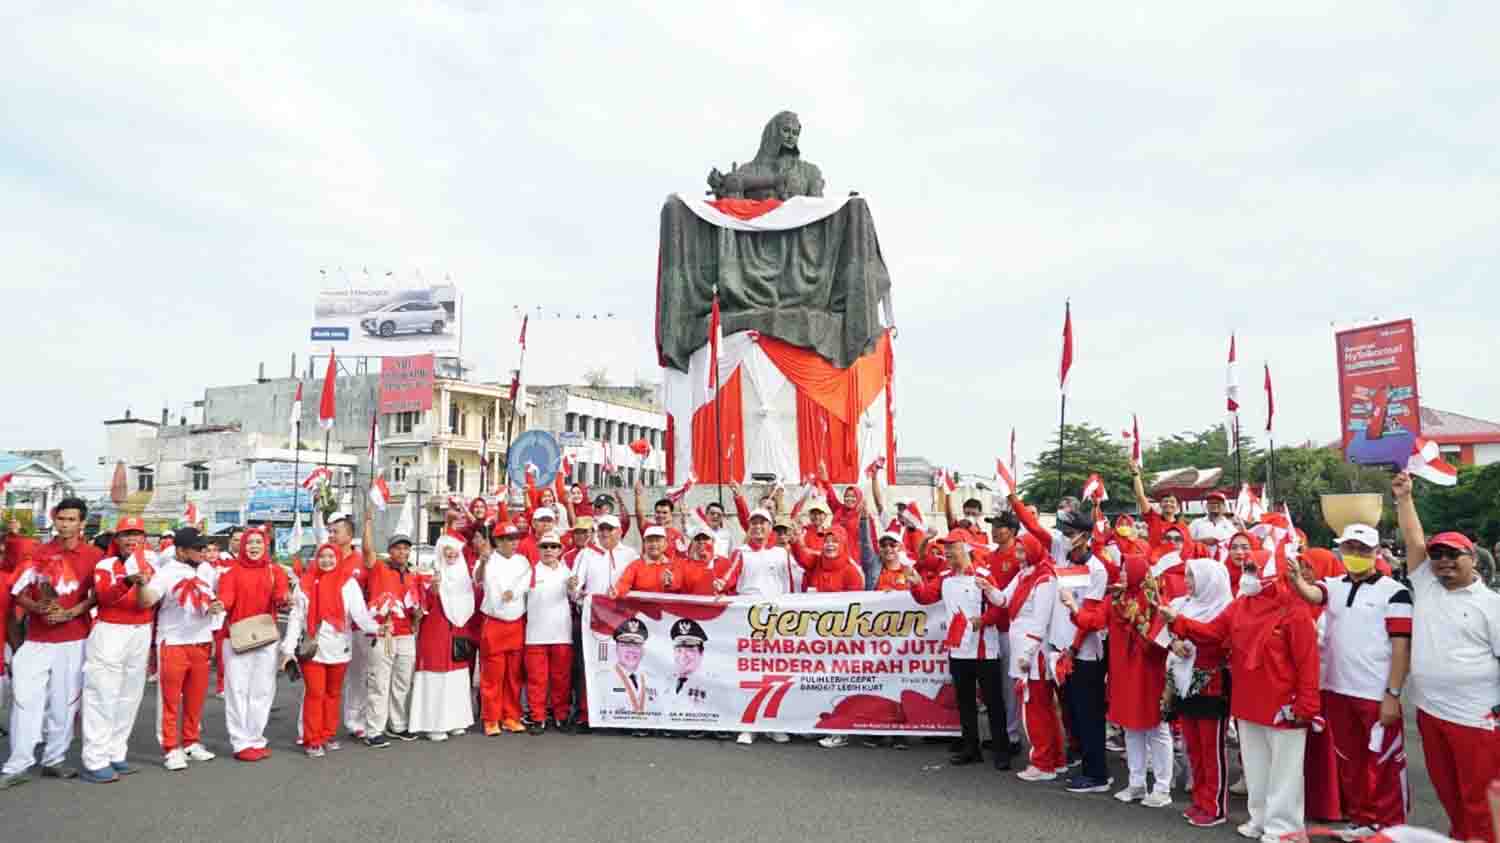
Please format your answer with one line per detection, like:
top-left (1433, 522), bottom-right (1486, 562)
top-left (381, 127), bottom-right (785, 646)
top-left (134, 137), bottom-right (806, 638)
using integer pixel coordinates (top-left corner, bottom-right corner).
top-left (1165, 534), bottom-right (1184, 542)
top-left (1428, 547), bottom-right (1466, 561)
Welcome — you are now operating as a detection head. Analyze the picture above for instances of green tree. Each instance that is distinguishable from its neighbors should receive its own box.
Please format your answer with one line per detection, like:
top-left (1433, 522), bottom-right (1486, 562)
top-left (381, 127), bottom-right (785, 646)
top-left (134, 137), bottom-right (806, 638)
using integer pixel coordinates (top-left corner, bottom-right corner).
top-left (1410, 462), bottom-right (1500, 547)
top-left (1244, 445), bottom-right (1392, 547)
top-left (1021, 423), bottom-right (1133, 513)
top-left (1143, 424), bottom-right (1261, 476)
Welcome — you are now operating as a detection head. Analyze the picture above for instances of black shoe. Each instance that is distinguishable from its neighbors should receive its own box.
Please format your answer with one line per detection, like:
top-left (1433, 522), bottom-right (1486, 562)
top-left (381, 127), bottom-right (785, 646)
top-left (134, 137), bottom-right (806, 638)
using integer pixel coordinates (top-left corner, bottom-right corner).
top-left (364, 734), bottom-right (390, 749)
top-left (388, 730), bottom-right (419, 742)
top-left (948, 752), bottom-right (983, 766)
top-left (527, 722), bottom-right (544, 736)
top-left (993, 755), bottom-right (1012, 771)
top-left (1009, 739), bottom-right (1024, 756)
top-left (558, 720), bottom-right (575, 735)
top-left (574, 723), bottom-right (592, 735)
top-left (545, 718), bottom-right (559, 731)
top-left (980, 738), bottom-right (995, 751)
top-left (40, 765), bottom-right (78, 780)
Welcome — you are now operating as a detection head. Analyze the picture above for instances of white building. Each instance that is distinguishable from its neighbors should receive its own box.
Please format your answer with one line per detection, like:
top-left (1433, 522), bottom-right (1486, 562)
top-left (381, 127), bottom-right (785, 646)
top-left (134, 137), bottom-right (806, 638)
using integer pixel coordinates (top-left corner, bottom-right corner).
top-left (0, 450), bottom-right (76, 532)
top-left (526, 385), bottom-right (668, 489)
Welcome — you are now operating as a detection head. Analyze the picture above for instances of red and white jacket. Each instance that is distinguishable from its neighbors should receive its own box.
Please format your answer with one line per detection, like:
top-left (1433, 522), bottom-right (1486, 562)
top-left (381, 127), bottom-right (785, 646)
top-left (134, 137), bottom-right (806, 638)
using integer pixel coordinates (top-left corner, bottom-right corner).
top-left (912, 565), bottom-right (1006, 661)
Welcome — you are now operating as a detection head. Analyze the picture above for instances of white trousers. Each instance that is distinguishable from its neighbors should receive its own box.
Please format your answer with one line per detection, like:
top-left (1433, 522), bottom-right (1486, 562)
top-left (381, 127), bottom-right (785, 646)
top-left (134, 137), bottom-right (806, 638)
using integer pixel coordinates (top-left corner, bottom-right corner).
top-left (4, 639), bottom-right (85, 775)
top-left (1238, 719), bottom-right (1307, 839)
top-left (364, 634), bottom-right (415, 735)
top-left (80, 622), bottom-right (152, 770)
top-left (1124, 723), bottom-right (1174, 792)
top-left (223, 644), bottom-right (279, 753)
top-left (342, 634), bottom-right (369, 734)
top-left (995, 637), bottom-right (1022, 741)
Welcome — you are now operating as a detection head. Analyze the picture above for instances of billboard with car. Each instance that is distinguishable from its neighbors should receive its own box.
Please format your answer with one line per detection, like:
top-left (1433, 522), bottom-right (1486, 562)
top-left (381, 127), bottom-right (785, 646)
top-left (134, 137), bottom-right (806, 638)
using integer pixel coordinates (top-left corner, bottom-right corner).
top-left (311, 277), bottom-right (461, 357)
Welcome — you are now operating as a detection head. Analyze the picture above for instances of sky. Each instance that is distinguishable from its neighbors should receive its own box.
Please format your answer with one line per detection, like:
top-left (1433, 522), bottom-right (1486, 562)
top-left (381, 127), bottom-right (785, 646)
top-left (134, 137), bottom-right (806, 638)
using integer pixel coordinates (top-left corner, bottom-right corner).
top-left (3, 2), bottom-right (1496, 492)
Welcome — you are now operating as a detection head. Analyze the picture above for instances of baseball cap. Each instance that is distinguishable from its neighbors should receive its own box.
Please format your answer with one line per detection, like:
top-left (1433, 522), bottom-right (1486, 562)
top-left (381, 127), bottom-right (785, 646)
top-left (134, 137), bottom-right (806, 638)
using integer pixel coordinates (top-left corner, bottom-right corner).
top-left (643, 525), bottom-right (667, 539)
top-left (806, 500), bottom-right (830, 515)
top-left (1426, 531), bottom-right (1475, 554)
top-left (387, 533), bottom-right (413, 550)
top-left (538, 530), bottom-right (564, 547)
top-left (492, 523), bottom-right (523, 540)
top-left (748, 508), bottom-right (772, 523)
top-left (936, 529), bottom-right (972, 545)
top-left (1337, 524), bottom-right (1379, 548)
top-left (173, 527), bottom-right (208, 550)
top-left (1056, 511), bottom-right (1095, 536)
top-left (116, 516), bottom-right (146, 535)
top-left (595, 514), bottom-right (620, 530)
top-left (327, 511), bottom-right (354, 526)
top-left (533, 506), bottom-right (556, 521)
top-left (689, 522), bottom-right (714, 539)
top-left (1205, 492), bottom-right (1228, 504)
top-left (984, 511), bottom-right (1020, 530)
top-left (773, 516), bottom-right (795, 532)
top-left (572, 516), bottom-right (595, 531)
top-left (879, 530), bottom-right (903, 544)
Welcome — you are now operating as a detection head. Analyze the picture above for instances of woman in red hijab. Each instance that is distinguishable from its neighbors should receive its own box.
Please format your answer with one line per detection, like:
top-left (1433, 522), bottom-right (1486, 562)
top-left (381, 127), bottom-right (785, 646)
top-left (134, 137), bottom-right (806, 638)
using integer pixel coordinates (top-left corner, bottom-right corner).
top-left (1160, 533), bottom-right (1320, 843)
top-left (279, 544), bottom-right (381, 757)
top-left (216, 526), bottom-right (289, 761)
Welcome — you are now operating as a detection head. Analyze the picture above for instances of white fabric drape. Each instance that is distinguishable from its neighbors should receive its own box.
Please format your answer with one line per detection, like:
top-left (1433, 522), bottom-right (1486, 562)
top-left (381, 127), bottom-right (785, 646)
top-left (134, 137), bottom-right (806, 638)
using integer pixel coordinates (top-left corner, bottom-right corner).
top-left (671, 194), bottom-right (854, 232)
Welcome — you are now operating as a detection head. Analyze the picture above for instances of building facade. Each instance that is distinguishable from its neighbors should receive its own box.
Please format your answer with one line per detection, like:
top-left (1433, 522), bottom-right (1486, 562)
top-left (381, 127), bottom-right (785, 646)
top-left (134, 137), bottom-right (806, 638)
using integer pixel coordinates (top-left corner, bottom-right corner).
top-left (0, 450), bottom-right (77, 533)
top-left (526, 385), bottom-right (668, 490)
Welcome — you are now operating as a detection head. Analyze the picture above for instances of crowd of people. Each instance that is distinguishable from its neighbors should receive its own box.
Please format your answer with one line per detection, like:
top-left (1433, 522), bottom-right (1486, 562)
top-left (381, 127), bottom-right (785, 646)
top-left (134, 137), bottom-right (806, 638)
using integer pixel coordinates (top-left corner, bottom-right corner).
top-left (1, 467), bottom-right (1497, 843)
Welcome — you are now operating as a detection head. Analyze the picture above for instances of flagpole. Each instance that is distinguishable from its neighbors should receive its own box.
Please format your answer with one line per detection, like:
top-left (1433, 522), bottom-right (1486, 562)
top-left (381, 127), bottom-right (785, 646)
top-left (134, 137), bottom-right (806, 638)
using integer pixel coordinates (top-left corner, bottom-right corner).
top-left (1234, 416), bottom-right (1243, 489)
top-left (712, 287), bottom-right (724, 510)
top-left (1056, 394), bottom-right (1067, 501)
top-left (291, 418), bottom-right (301, 552)
top-left (1267, 434), bottom-right (1276, 505)
top-left (1056, 299), bottom-right (1071, 503)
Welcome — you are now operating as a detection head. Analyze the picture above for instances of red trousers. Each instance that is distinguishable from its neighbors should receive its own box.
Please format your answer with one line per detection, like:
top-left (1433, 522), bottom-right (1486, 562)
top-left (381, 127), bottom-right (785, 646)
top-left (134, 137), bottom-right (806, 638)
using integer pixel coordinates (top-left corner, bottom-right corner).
top-left (1305, 717), bottom-right (1343, 821)
top-left (301, 661), bottom-right (348, 749)
top-left (1181, 716), bottom-right (1229, 819)
top-left (1324, 691), bottom-right (1408, 828)
top-left (479, 617), bottom-right (524, 725)
top-left (1417, 709), bottom-right (1500, 843)
top-left (1018, 678), bottom-right (1066, 772)
top-left (212, 629), bottom-right (228, 694)
top-left (524, 643), bottom-right (573, 723)
top-left (158, 643), bottom-right (211, 752)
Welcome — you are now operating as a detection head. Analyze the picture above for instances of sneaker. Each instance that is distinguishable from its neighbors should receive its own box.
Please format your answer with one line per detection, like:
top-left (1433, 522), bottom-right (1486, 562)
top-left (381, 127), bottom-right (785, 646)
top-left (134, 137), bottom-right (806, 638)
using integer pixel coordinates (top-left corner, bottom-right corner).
top-left (39, 764), bottom-right (79, 779)
top-left (448, 728), bottom-right (467, 737)
top-left (502, 719), bottom-right (526, 734)
top-left (1114, 786), bottom-right (1145, 803)
top-left (1016, 766), bottom-right (1058, 782)
top-left (736, 732), bottom-right (755, 746)
top-left (0, 771), bottom-right (29, 790)
top-left (387, 729), bottom-right (419, 742)
top-left (304, 745), bottom-right (325, 758)
top-left (1142, 791), bottom-right (1173, 808)
top-left (326, 740), bottom-right (342, 752)
top-left (80, 766), bottom-right (118, 784)
top-left (184, 743), bottom-right (216, 762)
top-left (1236, 822), bottom-right (1263, 840)
top-left (574, 723), bottom-right (593, 735)
top-left (215, 691), bottom-right (226, 700)
top-left (1064, 775), bottom-right (1113, 794)
top-left (483, 722), bottom-right (502, 737)
top-left (364, 734), bottom-right (389, 749)
top-left (1105, 736), bottom-right (1126, 753)
top-left (349, 729), bottom-right (365, 739)
top-left (768, 732), bottom-right (790, 744)
top-left (1339, 825), bottom-right (1378, 841)
top-left (426, 732), bottom-right (448, 742)
top-left (863, 736), bottom-right (892, 749)
top-left (233, 749), bottom-right (262, 762)
top-left (818, 735), bottom-right (847, 748)
top-left (110, 761), bottom-right (139, 776)
top-left (164, 750), bottom-right (188, 772)
top-left (1187, 812), bottom-right (1226, 828)
top-left (527, 722), bottom-right (545, 736)
top-left (1229, 774), bottom-right (1248, 795)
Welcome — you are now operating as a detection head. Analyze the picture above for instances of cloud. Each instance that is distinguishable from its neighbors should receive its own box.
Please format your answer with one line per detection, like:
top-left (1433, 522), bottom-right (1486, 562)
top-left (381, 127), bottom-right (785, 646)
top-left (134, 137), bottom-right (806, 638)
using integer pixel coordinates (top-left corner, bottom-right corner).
top-left (1, 2), bottom-right (1496, 489)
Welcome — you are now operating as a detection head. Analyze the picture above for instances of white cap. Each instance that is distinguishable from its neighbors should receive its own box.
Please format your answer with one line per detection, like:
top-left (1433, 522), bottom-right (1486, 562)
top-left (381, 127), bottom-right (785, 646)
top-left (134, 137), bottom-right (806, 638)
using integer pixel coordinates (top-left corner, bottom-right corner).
top-left (879, 531), bottom-right (903, 544)
top-left (538, 530), bottom-right (564, 547)
top-left (687, 517), bottom-right (714, 539)
top-left (643, 525), bottom-right (667, 539)
top-left (327, 511), bottom-right (353, 526)
top-left (1338, 523), bottom-right (1379, 548)
top-left (533, 506), bottom-right (556, 521)
top-left (748, 508), bottom-right (773, 523)
top-left (595, 514), bottom-right (620, 530)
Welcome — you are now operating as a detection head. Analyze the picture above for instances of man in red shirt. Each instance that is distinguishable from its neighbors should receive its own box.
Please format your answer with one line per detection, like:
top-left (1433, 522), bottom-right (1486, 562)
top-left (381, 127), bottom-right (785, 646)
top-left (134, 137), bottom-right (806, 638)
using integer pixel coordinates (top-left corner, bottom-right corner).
top-left (2, 497), bottom-right (101, 787)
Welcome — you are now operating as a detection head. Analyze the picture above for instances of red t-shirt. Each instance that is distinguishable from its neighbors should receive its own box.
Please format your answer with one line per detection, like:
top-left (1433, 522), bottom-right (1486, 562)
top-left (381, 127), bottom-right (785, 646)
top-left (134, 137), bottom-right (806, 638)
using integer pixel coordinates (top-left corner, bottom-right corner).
top-left (17, 539), bottom-right (102, 643)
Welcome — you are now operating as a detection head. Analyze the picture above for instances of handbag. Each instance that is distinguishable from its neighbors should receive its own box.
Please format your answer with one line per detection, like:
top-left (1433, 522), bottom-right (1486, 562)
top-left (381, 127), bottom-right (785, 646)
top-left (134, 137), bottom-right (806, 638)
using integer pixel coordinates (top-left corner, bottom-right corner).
top-left (451, 636), bottom-right (476, 663)
top-left (228, 566), bottom-right (281, 653)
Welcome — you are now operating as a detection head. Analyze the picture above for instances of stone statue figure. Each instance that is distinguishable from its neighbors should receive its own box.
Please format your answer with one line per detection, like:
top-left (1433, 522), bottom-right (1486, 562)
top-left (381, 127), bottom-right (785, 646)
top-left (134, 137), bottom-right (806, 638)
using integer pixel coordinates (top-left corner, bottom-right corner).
top-left (707, 111), bottom-right (825, 200)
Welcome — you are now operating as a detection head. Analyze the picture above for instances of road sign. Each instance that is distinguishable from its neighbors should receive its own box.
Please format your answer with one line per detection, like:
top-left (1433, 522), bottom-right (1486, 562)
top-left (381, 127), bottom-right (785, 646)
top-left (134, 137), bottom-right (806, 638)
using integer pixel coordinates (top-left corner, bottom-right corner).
top-left (559, 431), bottom-right (585, 446)
top-left (506, 430), bottom-right (562, 487)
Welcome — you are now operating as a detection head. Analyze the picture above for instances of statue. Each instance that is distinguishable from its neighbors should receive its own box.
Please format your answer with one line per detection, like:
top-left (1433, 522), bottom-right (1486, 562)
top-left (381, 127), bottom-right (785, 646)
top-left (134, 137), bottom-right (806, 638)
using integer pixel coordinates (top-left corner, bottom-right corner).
top-left (706, 111), bottom-right (825, 200)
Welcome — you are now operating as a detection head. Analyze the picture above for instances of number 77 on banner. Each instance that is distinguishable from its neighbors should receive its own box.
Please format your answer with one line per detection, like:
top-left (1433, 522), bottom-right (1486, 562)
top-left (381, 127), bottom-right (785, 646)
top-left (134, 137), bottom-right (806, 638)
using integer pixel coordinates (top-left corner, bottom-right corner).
top-left (739, 675), bottom-right (796, 724)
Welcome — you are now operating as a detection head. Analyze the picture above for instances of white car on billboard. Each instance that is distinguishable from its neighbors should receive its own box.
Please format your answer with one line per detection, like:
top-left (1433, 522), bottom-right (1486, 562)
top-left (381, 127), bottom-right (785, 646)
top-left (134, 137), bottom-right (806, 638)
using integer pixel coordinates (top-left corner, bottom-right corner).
top-left (360, 300), bottom-right (448, 338)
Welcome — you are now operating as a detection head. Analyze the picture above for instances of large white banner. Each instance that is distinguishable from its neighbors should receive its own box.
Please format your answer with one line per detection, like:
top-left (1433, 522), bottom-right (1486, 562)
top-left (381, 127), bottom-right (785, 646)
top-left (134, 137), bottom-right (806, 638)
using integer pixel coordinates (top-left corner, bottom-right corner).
top-left (582, 591), bottom-right (960, 735)
top-left (310, 277), bottom-right (461, 357)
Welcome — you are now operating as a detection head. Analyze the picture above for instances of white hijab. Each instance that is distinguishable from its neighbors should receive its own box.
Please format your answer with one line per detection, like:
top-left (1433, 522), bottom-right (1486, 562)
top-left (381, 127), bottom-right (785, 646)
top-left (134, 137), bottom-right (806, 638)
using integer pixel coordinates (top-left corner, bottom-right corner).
top-left (434, 535), bottom-right (475, 628)
top-left (1166, 558), bottom-right (1233, 697)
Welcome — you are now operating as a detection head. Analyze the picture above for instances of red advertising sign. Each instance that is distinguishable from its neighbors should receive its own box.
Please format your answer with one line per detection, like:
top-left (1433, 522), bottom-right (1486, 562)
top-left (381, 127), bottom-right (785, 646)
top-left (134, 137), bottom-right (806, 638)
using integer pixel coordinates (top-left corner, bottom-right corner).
top-left (379, 354), bottom-right (435, 413)
top-left (1334, 319), bottom-right (1420, 467)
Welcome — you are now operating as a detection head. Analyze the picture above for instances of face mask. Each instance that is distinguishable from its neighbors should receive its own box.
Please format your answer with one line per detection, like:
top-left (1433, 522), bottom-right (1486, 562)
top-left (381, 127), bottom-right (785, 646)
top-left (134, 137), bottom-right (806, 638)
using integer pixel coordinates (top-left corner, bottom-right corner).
top-left (1343, 553), bottom-right (1375, 575)
top-left (1239, 573), bottom-right (1262, 596)
top-left (1116, 526), bottom-right (1135, 539)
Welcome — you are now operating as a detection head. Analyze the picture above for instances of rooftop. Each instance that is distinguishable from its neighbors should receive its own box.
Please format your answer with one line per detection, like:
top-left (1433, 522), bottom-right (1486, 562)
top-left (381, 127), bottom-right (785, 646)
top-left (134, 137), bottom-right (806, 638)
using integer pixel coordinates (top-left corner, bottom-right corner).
top-left (1420, 407), bottom-right (1500, 444)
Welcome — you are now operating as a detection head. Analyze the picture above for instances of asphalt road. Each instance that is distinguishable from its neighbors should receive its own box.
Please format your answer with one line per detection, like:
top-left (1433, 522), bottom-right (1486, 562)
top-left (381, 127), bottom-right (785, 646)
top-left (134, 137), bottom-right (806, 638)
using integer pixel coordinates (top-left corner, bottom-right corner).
top-left (0, 679), bottom-right (1448, 843)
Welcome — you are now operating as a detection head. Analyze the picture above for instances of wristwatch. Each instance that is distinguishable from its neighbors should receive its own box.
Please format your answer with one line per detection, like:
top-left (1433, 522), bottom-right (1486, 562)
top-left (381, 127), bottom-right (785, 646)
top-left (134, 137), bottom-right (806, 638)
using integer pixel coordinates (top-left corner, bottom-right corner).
top-left (1384, 686), bottom-right (1403, 698)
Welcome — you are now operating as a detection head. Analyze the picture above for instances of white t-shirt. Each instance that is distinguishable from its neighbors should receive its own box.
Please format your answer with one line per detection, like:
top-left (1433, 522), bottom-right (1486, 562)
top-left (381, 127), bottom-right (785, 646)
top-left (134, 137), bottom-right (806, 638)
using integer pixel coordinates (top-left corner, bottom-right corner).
top-left (1316, 574), bottom-right (1412, 702)
top-left (573, 542), bottom-right (640, 598)
top-left (526, 562), bottom-right (574, 645)
top-left (280, 578), bottom-right (378, 665)
top-left (731, 543), bottom-right (801, 597)
top-left (479, 551), bottom-right (531, 622)
top-left (1408, 563), bottom-right (1500, 728)
top-left (147, 560), bottom-right (220, 646)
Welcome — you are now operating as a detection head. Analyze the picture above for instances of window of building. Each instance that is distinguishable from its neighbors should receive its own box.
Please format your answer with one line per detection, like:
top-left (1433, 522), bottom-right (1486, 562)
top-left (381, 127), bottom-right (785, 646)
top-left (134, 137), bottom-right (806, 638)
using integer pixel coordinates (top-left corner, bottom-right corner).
top-left (137, 467), bottom-right (154, 492)
top-left (394, 411), bottom-right (417, 434)
top-left (191, 465), bottom-right (210, 491)
top-left (449, 402), bottom-right (460, 435)
top-left (594, 418), bottom-right (603, 439)
top-left (565, 412), bottom-right (576, 433)
top-left (447, 459), bottom-right (459, 491)
top-left (592, 463), bottom-right (601, 486)
top-left (481, 415), bottom-right (490, 442)
top-left (392, 461), bottom-right (408, 483)
top-left (617, 423), bottom-right (626, 445)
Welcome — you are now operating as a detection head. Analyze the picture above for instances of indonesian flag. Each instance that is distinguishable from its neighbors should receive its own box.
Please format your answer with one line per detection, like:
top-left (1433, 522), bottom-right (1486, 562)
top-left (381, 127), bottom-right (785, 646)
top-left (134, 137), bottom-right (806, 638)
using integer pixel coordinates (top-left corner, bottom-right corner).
top-left (898, 501), bottom-right (926, 531)
top-left (935, 468), bottom-right (957, 494)
top-left (708, 295), bottom-right (723, 393)
top-left (865, 455), bottom-right (886, 479)
top-left (1407, 437), bottom-right (1458, 486)
top-left (301, 465), bottom-right (333, 490)
top-left (367, 411), bottom-right (379, 466)
top-left (289, 382), bottom-right (303, 444)
top-left (1225, 335), bottom-right (1240, 455)
top-left (0, 472), bottom-right (13, 497)
top-left (942, 612), bottom-right (969, 651)
top-left (518, 314), bottom-right (528, 351)
top-left (994, 458), bottom-right (1016, 497)
top-left (525, 462), bottom-right (539, 481)
top-left (1235, 483), bottom-right (1265, 522)
top-left (318, 349), bottom-right (337, 431)
top-left (666, 472), bottom-right (697, 505)
top-left (1081, 473), bottom-right (1108, 503)
top-left (1124, 414), bottom-right (1142, 469)
top-left (1263, 363), bottom-right (1275, 434)
top-left (183, 501), bottom-right (198, 526)
top-left (1058, 300), bottom-right (1073, 397)
top-left (561, 453), bottom-right (574, 480)
top-left (369, 473), bottom-right (391, 511)
top-left (508, 371), bottom-right (520, 404)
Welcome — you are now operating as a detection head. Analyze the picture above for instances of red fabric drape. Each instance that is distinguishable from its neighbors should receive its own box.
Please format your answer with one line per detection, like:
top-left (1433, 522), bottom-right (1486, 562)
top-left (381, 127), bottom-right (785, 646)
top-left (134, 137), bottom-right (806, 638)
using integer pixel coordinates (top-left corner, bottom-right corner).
top-left (796, 392), bottom-right (860, 483)
top-left (665, 413), bottom-right (676, 486)
top-left (707, 198), bottom-right (783, 220)
top-left (756, 331), bottom-right (890, 426)
top-left (883, 333), bottom-right (896, 485)
top-left (691, 367), bottom-right (745, 484)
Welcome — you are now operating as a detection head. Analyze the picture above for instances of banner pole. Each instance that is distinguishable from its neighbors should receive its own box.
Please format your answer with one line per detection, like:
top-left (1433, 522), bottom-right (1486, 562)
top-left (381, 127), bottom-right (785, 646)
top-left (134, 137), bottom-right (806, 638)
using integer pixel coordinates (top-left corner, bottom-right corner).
top-left (1056, 395), bottom-right (1067, 502)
